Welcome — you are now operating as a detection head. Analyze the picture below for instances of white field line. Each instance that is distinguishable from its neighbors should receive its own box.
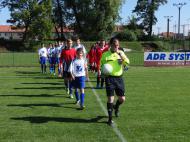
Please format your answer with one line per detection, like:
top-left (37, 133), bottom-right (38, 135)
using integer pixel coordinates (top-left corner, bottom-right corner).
top-left (88, 81), bottom-right (127, 142)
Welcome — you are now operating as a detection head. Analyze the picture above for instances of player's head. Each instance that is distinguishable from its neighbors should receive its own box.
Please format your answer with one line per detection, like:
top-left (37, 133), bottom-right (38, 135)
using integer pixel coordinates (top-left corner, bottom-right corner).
top-left (99, 39), bottom-right (105, 48)
top-left (41, 43), bottom-right (44, 47)
top-left (49, 43), bottom-right (53, 48)
top-left (76, 48), bottom-right (83, 59)
top-left (110, 38), bottom-right (119, 52)
top-left (66, 38), bottom-right (73, 48)
top-left (75, 37), bottom-right (80, 45)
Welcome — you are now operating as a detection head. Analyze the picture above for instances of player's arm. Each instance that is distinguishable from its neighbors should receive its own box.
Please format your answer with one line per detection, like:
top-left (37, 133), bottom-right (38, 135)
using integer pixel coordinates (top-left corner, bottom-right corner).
top-left (84, 62), bottom-right (89, 81)
top-left (117, 50), bottom-right (130, 66)
top-left (68, 61), bottom-right (75, 80)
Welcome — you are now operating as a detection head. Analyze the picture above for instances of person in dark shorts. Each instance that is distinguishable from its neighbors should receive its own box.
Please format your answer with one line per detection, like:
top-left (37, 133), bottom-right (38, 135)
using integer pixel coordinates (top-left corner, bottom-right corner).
top-left (101, 38), bottom-right (130, 126)
top-left (60, 39), bottom-right (76, 98)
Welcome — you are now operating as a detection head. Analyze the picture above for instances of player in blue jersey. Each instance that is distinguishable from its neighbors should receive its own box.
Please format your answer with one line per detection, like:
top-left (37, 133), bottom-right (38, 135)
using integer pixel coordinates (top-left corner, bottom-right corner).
top-left (69, 48), bottom-right (88, 110)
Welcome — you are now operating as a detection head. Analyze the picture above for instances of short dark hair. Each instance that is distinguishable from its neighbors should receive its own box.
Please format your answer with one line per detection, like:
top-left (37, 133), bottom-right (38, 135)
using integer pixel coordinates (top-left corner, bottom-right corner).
top-left (109, 38), bottom-right (119, 45)
top-left (76, 48), bottom-right (83, 53)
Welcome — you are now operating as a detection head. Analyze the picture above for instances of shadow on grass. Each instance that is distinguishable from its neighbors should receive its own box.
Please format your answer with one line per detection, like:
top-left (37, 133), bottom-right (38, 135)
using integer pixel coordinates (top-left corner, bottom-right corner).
top-left (7, 103), bottom-right (64, 108)
top-left (21, 82), bottom-right (63, 85)
top-left (11, 115), bottom-right (106, 124)
top-left (0, 94), bottom-right (65, 98)
top-left (86, 80), bottom-right (96, 83)
top-left (14, 86), bottom-right (65, 90)
top-left (14, 86), bottom-right (99, 90)
top-left (15, 71), bottom-right (40, 75)
top-left (7, 103), bottom-right (77, 110)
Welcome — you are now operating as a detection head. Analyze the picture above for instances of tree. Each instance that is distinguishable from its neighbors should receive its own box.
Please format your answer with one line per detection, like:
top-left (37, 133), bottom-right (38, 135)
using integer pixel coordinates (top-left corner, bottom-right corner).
top-left (133, 0), bottom-right (167, 37)
top-left (62, 0), bottom-right (124, 40)
top-left (0, 0), bottom-right (53, 41)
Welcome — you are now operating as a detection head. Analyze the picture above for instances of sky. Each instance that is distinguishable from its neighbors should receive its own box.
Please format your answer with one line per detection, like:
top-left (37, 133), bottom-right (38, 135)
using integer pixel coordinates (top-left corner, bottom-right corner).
top-left (0, 0), bottom-right (190, 35)
top-left (120, 0), bottom-right (190, 35)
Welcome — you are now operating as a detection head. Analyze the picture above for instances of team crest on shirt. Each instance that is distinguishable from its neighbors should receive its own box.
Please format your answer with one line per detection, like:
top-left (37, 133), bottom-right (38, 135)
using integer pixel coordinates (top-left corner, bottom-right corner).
top-left (76, 65), bottom-right (82, 72)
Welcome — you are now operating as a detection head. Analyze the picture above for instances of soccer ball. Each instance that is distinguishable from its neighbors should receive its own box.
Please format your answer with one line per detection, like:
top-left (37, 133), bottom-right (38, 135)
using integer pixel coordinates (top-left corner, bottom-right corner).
top-left (102, 64), bottom-right (113, 75)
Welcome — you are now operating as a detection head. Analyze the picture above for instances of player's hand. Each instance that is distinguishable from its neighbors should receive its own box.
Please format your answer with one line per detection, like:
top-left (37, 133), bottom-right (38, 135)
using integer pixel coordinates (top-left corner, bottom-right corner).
top-left (118, 59), bottom-right (122, 64)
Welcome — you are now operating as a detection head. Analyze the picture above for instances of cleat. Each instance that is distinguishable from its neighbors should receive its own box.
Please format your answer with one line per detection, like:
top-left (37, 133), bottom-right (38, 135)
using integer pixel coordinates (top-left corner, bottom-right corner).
top-left (96, 85), bottom-right (100, 89)
top-left (80, 105), bottom-right (85, 110)
top-left (70, 94), bottom-right (74, 99)
top-left (65, 88), bottom-right (69, 95)
top-left (115, 109), bottom-right (119, 117)
top-left (75, 100), bottom-right (80, 105)
top-left (107, 119), bottom-right (114, 126)
top-left (113, 105), bottom-right (119, 117)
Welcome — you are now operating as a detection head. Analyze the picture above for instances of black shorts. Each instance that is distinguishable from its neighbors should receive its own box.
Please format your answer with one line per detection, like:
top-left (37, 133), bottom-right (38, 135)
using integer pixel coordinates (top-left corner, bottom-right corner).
top-left (63, 71), bottom-right (71, 78)
top-left (105, 76), bottom-right (125, 96)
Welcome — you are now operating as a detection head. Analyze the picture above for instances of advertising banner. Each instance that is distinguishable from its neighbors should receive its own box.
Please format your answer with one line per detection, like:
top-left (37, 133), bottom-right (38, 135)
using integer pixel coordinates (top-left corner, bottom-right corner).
top-left (144, 52), bottom-right (190, 66)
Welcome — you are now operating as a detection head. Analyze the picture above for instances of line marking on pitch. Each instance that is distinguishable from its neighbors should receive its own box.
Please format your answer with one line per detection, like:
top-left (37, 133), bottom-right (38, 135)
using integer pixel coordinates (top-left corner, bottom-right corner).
top-left (88, 81), bottom-right (127, 142)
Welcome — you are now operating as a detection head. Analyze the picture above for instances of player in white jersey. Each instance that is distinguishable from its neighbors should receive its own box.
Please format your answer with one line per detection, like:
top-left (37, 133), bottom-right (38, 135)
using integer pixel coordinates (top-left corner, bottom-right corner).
top-left (48, 43), bottom-right (57, 75)
top-left (38, 43), bottom-right (48, 74)
top-left (69, 48), bottom-right (88, 110)
top-left (73, 38), bottom-right (87, 57)
top-left (55, 42), bottom-right (64, 77)
top-left (73, 38), bottom-right (89, 81)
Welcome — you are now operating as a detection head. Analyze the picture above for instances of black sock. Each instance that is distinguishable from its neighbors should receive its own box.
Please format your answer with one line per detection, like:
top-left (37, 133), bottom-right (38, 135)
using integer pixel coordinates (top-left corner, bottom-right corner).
top-left (44, 65), bottom-right (46, 72)
top-left (41, 64), bottom-right (43, 73)
top-left (101, 78), bottom-right (104, 87)
top-left (115, 100), bottom-right (122, 110)
top-left (107, 103), bottom-right (113, 121)
top-left (97, 77), bottom-right (100, 86)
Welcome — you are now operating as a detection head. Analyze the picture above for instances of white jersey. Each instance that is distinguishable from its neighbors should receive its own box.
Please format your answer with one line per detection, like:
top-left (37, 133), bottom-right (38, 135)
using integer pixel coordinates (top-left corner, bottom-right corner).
top-left (48, 47), bottom-right (56, 57)
top-left (38, 47), bottom-right (48, 57)
top-left (56, 45), bottom-right (63, 58)
top-left (74, 44), bottom-right (87, 55)
top-left (69, 58), bottom-right (86, 77)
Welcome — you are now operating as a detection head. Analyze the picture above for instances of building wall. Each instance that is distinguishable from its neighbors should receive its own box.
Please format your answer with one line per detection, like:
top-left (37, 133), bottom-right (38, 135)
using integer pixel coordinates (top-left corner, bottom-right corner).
top-left (0, 32), bottom-right (23, 40)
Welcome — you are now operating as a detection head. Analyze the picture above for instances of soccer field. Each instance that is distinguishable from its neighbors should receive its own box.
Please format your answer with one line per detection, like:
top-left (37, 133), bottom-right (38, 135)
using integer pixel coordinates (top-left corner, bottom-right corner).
top-left (0, 67), bottom-right (190, 142)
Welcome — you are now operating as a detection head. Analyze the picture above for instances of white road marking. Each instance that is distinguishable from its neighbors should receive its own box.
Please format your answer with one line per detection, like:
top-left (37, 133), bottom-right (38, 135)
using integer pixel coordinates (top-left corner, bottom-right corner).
top-left (88, 81), bottom-right (127, 142)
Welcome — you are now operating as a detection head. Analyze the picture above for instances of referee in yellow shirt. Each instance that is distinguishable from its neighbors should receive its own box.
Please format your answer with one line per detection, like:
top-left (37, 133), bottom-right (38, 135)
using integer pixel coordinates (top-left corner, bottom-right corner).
top-left (101, 38), bottom-right (130, 126)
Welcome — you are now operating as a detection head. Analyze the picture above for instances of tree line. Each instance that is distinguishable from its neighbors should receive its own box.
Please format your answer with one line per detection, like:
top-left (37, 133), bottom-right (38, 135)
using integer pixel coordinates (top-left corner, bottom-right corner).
top-left (0, 0), bottom-right (167, 41)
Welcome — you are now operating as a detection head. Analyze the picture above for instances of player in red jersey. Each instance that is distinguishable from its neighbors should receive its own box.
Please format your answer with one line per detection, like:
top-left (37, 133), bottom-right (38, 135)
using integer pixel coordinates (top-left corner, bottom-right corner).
top-left (60, 39), bottom-right (76, 98)
top-left (86, 43), bottom-right (98, 72)
top-left (95, 39), bottom-right (109, 88)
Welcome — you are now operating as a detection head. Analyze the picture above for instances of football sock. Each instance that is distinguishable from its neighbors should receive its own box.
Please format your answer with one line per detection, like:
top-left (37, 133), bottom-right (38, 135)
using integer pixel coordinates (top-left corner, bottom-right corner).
top-left (44, 65), bottom-right (46, 73)
top-left (69, 82), bottom-right (72, 94)
top-left (80, 93), bottom-right (85, 106)
top-left (107, 103), bottom-right (113, 121)
top-left (53, 65), bottom-right (56, 73)
top-left (115, 100), bottom-right (122, 110)
top-left (75, 91), bottom-right (79, 101)
top-left (41, 64), bottom-right (43, 73)
top-left (101, 77), bottom-right (105, 87)
top-left (96, 77), bottom-right (100, 87)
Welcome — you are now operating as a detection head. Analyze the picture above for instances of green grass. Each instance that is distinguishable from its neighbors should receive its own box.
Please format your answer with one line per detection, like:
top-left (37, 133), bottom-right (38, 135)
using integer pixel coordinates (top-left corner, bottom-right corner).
top-left (0, 67), bottom-right (190, 142)
top-left (0, 52), bottom-right (143, 67)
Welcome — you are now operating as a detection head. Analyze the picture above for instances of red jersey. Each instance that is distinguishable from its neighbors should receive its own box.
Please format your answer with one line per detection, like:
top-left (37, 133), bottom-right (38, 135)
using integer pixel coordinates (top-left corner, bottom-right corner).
top-left (95, 44), bottom-right (109, 65)
top-left (87, 46), bottom-right (97, 64)
top-left (60, 47), bottom-right (76, 64)
top-left (94, 44), bottom-right (109, 70)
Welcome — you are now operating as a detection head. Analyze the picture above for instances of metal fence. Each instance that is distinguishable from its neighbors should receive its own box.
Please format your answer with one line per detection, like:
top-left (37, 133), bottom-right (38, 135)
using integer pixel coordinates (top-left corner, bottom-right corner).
top-left (0, 51), bottom-right (144, 67)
